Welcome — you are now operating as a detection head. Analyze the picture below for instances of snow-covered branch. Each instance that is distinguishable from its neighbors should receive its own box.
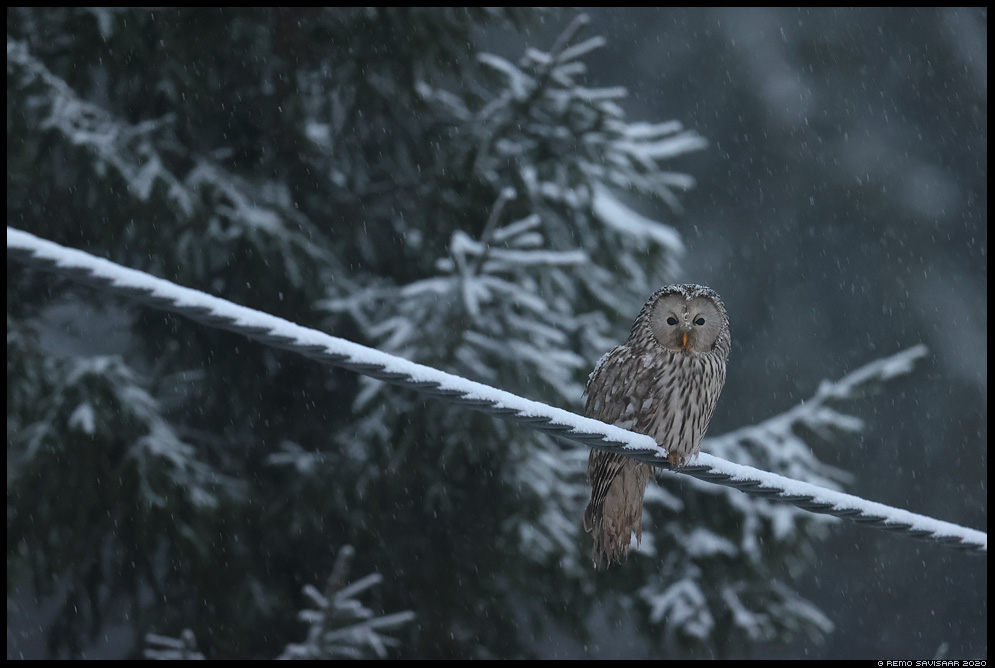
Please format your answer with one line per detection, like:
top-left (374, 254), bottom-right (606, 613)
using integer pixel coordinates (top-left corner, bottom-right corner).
top-left (278, 546), bottom-right (415, 660)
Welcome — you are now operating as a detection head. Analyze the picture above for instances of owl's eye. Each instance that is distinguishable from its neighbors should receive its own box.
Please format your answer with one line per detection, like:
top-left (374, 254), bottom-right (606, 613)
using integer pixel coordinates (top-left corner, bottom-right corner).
top-left (666, 316), bottom-right (678, 326)
top-left (694, 317), bottom-right (705, 326)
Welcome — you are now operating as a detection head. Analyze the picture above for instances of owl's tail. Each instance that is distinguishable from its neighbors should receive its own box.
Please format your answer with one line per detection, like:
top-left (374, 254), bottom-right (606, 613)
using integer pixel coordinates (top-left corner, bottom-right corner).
top-left (584, 457), bottom-right (652, 569)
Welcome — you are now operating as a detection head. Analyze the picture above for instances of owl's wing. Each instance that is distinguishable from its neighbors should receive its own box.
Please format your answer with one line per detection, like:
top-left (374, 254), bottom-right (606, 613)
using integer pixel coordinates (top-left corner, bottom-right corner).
top-left (584, 345), bottom-right (646, 530)
top-left (584, 345), bottom-right (643, 427)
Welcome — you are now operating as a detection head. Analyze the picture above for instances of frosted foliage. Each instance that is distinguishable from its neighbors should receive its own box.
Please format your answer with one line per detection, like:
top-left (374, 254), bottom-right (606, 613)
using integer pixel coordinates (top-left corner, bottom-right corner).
top-left (144, 630), bottom-right (205, 661)
top-left (143, 548), bottom-right (413, 661)
top-left (278, 547), bottom-right (415, 660)
top-left (411, 14), bottom-right (702, 324)
top-left (7, 35), bottom-right (333, 295)
top-left (325, 207), bottom-right (589, 409)
top-left (15, 354), bottom-right (230, 513)
top-left (6, 336), bottom-right (241, 655)
top-left (641, 578), bottom-right (715, 639)
top-left (6, 39), bottom-right (186, 207)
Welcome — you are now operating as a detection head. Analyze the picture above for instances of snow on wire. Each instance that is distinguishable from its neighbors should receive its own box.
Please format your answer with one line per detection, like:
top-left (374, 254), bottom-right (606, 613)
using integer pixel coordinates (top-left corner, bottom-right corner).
top-left (7, 227), bottom-right (987, 556)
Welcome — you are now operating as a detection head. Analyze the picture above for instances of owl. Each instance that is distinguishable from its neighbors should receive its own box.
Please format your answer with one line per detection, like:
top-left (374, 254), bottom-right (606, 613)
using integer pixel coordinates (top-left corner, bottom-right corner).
top-left (583, 284), bottom-right (731, 568)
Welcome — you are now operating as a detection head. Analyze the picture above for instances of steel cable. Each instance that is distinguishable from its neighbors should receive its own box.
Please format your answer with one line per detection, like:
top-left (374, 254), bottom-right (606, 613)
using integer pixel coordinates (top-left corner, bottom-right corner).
top-left (7, 227), bottom-right (986, 555)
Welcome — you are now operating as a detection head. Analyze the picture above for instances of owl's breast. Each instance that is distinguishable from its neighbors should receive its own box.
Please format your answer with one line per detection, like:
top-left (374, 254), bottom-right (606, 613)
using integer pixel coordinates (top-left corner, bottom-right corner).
top-left (641, 350), bottom-right (722, 459)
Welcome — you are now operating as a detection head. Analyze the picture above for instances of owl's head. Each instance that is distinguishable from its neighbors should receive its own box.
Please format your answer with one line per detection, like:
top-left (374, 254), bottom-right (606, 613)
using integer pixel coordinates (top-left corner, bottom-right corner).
top-left (635, 284), bottom-right (730, 355)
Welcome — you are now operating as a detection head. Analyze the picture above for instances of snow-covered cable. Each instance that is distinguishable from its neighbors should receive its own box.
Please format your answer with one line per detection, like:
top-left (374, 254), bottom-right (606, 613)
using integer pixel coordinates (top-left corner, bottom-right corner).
top-left (7, 227), bottom-right (986, 555)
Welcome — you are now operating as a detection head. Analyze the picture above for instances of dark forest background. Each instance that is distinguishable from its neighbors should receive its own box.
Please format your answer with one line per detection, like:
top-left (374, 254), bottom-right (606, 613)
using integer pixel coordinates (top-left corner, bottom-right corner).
top-left (7, 8), bottom-right (986, 660)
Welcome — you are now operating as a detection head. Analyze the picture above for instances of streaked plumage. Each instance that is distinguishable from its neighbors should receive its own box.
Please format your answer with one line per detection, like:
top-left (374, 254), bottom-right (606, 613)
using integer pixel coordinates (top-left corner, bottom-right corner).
top-left (583, 284), bottom-right (730, 568)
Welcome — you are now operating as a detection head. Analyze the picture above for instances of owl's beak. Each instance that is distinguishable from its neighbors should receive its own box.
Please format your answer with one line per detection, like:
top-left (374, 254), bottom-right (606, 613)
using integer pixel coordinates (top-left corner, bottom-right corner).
top-left (681, 331), bottom-right (689, 349)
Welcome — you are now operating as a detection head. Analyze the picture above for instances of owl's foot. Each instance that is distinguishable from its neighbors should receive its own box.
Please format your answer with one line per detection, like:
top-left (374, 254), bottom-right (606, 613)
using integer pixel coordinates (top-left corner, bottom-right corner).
top-left (667, 452), bottom-right (686, 468)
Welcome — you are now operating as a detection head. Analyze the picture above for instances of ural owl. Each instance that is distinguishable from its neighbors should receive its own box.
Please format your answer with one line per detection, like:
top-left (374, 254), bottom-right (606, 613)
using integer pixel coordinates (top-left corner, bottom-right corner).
top-left (583, 284), bottom-right (730, 568)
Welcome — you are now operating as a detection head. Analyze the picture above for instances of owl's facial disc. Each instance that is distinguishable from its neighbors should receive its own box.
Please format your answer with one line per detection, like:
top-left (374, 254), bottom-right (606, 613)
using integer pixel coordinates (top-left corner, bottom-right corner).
top-left (650, 293), bottom-right (722, 354)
